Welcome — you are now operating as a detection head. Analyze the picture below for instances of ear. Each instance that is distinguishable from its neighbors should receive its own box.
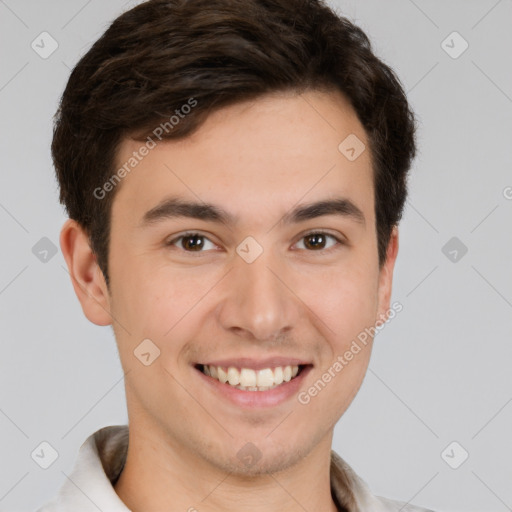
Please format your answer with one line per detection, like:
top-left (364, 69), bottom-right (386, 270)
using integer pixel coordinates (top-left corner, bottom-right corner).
top-left (59, 219), bottom-right (112, 326)
top-left (376, 226), bottom-right (399, 321)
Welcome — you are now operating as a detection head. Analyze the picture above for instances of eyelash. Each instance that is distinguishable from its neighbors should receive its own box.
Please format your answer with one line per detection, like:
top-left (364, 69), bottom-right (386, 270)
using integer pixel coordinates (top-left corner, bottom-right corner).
top-left (165, 230), bottom-right (345, 255)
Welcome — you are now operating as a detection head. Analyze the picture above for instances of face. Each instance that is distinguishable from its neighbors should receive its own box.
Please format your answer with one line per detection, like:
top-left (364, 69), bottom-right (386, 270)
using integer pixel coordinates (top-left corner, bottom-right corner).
top-left (63, 89), bottom-right (398, 476)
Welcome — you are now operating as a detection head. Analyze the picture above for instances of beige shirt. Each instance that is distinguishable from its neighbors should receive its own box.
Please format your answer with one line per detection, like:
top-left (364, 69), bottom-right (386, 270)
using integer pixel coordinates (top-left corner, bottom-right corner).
top-left (36, 425), bottom-right (434, 512)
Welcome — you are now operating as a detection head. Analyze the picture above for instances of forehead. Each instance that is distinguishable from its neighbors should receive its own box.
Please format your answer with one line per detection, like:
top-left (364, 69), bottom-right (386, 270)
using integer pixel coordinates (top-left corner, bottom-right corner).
top-left (110, 89), bottom-right (374, 228)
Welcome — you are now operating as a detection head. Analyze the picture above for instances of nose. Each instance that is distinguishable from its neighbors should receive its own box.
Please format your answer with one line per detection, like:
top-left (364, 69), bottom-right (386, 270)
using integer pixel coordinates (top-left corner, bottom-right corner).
top-left (216, 247), bottom-right (301, 342)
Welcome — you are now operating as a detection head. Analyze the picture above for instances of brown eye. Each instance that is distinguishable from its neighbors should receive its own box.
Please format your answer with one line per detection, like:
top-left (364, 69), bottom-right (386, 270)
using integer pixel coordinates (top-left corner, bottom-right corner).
top-left (180, 234), bottom-right (204, 251)
top-left (304, 233), bottom-right (327, 250)
top-left (295, 232), bottom-right (342, 252)
top-left (166, 232), bottom-right (216, 252)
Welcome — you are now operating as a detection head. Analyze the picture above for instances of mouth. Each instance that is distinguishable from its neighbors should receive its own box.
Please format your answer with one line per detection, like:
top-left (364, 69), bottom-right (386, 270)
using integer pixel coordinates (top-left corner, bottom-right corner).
top-left (193, 362), bottom-right (312, 392)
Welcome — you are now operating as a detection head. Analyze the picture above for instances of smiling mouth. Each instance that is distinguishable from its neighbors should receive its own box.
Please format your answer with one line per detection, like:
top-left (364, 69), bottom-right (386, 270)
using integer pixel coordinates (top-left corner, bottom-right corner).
top-left (194, 363), bottom-right (310, 392)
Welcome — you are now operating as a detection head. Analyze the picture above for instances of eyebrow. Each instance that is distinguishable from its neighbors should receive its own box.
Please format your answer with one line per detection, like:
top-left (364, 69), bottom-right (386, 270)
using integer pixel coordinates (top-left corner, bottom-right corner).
top-left (139, 196), bottom-right (365, 228)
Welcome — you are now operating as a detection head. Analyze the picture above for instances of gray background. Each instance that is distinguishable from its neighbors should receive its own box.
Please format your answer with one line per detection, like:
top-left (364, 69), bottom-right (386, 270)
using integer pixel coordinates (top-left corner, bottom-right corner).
top-left (0, 1), bottom-right (511, 511)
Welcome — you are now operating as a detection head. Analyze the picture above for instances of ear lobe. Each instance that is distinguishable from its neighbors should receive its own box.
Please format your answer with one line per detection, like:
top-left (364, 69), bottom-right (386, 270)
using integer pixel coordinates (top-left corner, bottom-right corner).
top-left (59, 219), bottom-right (113, 326)
top-left (376, 226), bottom-right (399, 321)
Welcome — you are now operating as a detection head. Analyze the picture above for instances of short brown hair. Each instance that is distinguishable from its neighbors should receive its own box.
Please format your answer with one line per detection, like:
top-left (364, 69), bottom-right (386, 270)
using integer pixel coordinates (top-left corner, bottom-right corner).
top-left (52, 0), bottom-right (417, 288)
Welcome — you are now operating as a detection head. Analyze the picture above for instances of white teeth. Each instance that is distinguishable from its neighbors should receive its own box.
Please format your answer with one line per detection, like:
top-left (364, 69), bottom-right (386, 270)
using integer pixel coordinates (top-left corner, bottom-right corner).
top-left (256, 368), bottom-right (274, 387)
top-left (274, 366), bottom-right (284, 385)
top-left (217, 366), bottom-right (228, 383)
top-left (227, 367), bottom-right (240, 386)
top-left (240, 368), bottom-right (257, 387)
top-left (201, 364), bottom-right (301, 391)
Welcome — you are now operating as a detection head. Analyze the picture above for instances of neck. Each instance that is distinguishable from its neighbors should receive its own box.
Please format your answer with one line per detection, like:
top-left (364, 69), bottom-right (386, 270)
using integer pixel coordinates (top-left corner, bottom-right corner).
top-left (114, 422), bottom-right (340, 512)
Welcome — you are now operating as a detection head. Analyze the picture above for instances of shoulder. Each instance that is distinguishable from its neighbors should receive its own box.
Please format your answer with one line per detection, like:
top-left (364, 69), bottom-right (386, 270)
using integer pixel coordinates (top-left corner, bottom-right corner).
top-left (330, 450), bottom-right (436, 512)
top-left (374, 495), bottom-right (437, 512)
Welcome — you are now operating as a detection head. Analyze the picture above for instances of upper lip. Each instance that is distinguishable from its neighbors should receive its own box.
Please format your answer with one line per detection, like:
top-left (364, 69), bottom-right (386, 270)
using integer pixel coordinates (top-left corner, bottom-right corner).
top-left (197, 357), bottom-right (312, 371)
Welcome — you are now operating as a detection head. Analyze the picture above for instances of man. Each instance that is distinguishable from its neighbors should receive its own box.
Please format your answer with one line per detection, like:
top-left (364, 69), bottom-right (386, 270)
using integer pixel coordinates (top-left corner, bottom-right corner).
top-left (38, 0), bottom-right (434, 510)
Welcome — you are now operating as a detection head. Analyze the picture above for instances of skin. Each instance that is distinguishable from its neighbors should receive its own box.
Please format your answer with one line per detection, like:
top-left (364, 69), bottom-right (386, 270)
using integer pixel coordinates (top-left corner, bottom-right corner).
top-left (60, 89), bottom-right (399, 512)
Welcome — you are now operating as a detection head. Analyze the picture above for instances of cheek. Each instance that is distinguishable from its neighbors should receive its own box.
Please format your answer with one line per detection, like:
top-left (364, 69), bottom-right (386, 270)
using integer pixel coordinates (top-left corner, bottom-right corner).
top-left (108, 251), bottom-right (173, 331)
top-left (305, 271), bottom-right (378, 415)
top-left (110, 268), bottom-right (207, 383)
top-left (121, 270), bottom-right (201, 337)
top-left (307, 264), bottom-right (379, 343)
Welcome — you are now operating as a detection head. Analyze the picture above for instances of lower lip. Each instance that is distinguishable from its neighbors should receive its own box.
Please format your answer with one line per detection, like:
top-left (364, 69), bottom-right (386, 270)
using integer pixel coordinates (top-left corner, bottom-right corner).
top-left (194, 365), bottom-right (313, 409)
